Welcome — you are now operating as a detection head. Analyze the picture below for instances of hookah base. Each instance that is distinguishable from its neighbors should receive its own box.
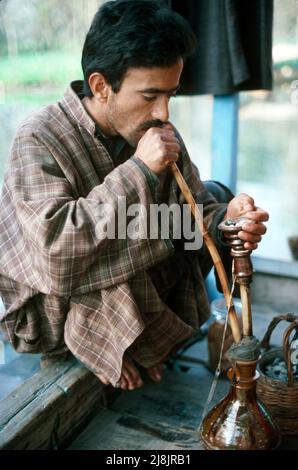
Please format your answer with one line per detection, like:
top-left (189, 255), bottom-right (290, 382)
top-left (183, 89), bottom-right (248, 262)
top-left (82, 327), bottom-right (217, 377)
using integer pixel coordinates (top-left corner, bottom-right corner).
top-left (200, 395), bottom-right (281, 451)
top-left (200, 361), bottom-right (282, 451)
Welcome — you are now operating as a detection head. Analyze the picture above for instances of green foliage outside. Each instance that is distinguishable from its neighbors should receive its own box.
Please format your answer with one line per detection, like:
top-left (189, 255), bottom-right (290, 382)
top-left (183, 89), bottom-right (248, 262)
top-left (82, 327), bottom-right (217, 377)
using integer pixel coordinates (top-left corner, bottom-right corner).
top-left (0, 51), bottom-right (83, 87)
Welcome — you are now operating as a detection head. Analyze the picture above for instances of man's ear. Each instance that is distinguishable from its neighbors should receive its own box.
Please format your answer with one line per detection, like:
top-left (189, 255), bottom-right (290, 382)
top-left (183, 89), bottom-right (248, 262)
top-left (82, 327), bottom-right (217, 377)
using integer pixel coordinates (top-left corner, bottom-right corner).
top-left (88, 72), bottom-right (111, 102)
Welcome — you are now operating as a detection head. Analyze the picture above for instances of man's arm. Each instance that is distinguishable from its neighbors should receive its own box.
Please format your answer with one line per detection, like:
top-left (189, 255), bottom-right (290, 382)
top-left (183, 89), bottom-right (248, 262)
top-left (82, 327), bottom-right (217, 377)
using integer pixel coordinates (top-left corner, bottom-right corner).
top-left (3, 132), bottom-right (173, 297)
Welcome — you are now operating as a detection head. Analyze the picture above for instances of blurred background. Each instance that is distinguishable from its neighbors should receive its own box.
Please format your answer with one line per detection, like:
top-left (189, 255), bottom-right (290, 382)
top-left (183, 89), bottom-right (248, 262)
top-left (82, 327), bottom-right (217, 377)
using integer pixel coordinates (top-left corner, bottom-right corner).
top-left (0, 0), bottom-right (297, 260)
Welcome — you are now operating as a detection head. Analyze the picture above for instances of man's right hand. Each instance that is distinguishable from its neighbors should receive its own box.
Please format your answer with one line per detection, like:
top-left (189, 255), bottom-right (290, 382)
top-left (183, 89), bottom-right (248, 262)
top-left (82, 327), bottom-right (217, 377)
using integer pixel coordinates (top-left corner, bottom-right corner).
top-left (135, 124), bottom-right (181, 174)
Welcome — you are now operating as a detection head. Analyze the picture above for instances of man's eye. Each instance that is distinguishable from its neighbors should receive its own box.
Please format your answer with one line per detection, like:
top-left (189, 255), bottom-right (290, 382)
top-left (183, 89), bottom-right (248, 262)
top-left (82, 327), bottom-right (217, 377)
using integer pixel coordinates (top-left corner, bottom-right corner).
top-left (143, 94), bottom-right (177, 101)
top-left (143, 95), bottom-right (156, 101)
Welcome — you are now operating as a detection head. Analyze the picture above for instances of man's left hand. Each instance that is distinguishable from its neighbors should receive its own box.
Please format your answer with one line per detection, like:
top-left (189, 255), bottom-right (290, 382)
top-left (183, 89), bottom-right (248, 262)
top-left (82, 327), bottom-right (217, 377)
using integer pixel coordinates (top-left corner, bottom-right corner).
top-left (225, 193), bottom-right (269, 251)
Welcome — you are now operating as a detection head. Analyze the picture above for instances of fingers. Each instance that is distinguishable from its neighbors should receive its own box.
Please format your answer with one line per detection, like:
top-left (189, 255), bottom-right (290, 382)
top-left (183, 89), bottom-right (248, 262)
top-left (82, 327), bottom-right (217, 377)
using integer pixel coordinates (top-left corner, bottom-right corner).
top-left (238, 207), bottom-right (269, 253)
top-left (161, 133), bottom-right (180, 164)
top-left (163, 142), bottom-right (180, 154)
top-left (243, 208), bottom-right (269, 223)
top-left (226, 193), bottom-right (256, 220)
top-left (163, 122), bottom-right (174, 130)
top-left (136, 125), bottom-right (181, 173)
top-left (163, 152), bottom-right (180, 165)
top-left (241, 221), bottom-right (267, 236)
top-left (236, 193), bottom-right (256, 214)
top-left (160, 129), bottom-right (178, 141)
top-left (243, 242), bottom-right (258, 251)
top-left (238, 230), bottom-right (262, 244)
top-left (225, 193), bottom-right (270, 254)
top-left (238, 221), bottom-right (267, 250)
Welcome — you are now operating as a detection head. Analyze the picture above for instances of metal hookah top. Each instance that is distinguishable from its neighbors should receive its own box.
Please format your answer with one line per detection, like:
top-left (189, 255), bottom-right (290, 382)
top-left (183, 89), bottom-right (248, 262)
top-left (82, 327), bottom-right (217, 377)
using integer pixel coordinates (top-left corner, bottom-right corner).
top-left (218, 217), bottom-right (254, 285)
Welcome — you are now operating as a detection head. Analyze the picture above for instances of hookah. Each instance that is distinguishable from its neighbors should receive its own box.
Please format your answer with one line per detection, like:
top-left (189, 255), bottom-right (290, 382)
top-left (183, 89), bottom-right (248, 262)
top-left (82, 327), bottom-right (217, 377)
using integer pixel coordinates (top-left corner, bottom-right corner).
top-left (169, 162), bottom-right (281, 451)
top-left (200, 217), bottom-right (281, 450)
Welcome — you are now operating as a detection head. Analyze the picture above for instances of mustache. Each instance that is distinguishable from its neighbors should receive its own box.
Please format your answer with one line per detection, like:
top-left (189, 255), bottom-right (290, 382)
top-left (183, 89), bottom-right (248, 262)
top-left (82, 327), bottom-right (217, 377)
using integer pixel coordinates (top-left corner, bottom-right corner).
top-left (139, 120), bottom-right (168, 131)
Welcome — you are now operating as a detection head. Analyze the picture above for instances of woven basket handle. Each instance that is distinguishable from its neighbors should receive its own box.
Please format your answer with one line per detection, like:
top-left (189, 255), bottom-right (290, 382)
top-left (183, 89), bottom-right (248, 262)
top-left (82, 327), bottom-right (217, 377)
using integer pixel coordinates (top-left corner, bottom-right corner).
top-left (260, 313), bottom-right (298, 387)
top-left (283, 321), bottom-right (298, 387)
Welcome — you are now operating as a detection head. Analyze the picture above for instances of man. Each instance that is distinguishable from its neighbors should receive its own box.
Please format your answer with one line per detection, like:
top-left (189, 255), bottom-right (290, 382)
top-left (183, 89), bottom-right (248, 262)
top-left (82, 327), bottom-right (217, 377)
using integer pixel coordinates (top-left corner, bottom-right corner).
top-left (0, 0), bottom-right (268, 390)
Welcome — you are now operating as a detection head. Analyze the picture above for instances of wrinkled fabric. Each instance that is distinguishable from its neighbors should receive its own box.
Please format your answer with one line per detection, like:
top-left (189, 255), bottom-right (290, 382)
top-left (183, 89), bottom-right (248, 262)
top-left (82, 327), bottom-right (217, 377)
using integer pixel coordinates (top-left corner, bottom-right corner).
top-left (171, 0), bottom-right (273, 95)
top-left (0, 81), bottom-right (228, 385)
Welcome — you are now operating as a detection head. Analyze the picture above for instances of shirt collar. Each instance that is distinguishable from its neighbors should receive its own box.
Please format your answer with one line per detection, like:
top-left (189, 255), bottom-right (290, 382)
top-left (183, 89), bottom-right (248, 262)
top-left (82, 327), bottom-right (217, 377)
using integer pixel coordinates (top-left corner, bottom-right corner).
top-left (59, 80), bottom-right (97, 137)
top-left (59, 80), bottom-right (129, 160)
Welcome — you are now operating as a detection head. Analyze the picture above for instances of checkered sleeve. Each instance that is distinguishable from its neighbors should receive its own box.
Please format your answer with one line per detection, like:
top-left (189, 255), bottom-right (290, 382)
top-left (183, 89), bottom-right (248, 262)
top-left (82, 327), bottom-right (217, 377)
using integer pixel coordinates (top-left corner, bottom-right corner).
top-left (6, 132), bottom-right (172, 297)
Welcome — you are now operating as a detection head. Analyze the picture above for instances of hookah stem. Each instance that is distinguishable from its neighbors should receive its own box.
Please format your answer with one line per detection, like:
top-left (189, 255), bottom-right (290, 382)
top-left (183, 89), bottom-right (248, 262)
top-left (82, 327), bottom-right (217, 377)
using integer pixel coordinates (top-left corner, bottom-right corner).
top-left (198, 269), bottom-right (237, 431)
top-left (169, 162), bottom-right (241, 343)
top-left (240, 284), bottom-right (253, 336)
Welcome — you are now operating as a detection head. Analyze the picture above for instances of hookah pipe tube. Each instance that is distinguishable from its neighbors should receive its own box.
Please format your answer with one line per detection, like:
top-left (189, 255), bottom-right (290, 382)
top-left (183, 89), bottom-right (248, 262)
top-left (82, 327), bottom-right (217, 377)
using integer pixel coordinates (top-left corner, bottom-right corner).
top-left (169, 162), bottom-right (242, 343)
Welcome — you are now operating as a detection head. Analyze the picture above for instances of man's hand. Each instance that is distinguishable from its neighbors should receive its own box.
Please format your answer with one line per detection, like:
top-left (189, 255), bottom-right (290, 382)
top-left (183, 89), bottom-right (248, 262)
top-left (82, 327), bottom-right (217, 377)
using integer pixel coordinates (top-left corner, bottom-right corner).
top-left (135, 124), bottom-right (180, 174)
top-left (225, 193), bottom-right (269, 251)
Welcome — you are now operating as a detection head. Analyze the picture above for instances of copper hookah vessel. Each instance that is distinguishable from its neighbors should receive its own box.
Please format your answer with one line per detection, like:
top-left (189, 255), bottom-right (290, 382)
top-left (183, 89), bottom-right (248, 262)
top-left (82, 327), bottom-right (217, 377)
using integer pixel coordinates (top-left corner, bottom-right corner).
top-left (200, 217), bottom-right (281, 450)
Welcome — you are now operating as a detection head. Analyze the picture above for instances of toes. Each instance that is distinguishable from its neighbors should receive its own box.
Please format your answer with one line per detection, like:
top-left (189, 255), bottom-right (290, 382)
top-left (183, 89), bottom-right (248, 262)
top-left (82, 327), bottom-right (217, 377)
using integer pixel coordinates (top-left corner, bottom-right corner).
top-left (94, 373), bottom-right (110, 385)
top-left (120, 377), bottom-right (128, 390)
top-left (121, 356), bottom-right (143, 390)
top-left (147, 364), bottom-right (163, 382)
top-left (122, 357), bottom-right (143, 389)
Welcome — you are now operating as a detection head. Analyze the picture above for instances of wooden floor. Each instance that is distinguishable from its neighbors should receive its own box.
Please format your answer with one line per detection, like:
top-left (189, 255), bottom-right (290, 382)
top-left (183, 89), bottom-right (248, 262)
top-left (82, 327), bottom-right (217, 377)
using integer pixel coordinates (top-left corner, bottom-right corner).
top-left (68, 352), bottom-right (227, 450)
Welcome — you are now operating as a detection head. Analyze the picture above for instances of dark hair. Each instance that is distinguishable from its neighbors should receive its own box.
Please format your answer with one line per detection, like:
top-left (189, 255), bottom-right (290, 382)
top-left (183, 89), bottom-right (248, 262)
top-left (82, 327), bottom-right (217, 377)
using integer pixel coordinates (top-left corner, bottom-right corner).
top-left (82, 0), bottom-right (197, 95)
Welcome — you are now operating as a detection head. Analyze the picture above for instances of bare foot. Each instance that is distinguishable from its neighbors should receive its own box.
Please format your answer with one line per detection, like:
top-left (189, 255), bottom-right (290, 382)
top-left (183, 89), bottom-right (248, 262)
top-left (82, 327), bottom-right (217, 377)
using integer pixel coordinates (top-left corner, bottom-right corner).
top-left (95, 356), bottom-right (164, 390)
top-left (146, 364), bottom-right (163, 382)
top-left (119, 355), bottom-right (143, 390)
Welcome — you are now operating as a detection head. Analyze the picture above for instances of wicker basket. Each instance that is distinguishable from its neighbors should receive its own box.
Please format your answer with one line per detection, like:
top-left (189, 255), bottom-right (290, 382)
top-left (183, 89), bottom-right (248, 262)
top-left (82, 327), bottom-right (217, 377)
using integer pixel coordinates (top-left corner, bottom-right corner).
top-left (257, 313), bottom-right (298, 435)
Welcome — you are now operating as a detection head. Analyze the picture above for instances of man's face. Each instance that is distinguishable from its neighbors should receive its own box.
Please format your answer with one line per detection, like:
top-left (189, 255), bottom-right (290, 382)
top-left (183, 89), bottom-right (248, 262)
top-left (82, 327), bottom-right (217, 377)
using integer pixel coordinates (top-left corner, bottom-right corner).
top-left (105, 58), bottom-right (183, 147)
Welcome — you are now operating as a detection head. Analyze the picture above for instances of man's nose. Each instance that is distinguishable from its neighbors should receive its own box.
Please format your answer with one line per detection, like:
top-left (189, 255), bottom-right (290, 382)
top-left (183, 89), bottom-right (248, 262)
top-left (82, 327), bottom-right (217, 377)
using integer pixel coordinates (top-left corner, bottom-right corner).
top-left (152, 96), bottom-right (169, 123)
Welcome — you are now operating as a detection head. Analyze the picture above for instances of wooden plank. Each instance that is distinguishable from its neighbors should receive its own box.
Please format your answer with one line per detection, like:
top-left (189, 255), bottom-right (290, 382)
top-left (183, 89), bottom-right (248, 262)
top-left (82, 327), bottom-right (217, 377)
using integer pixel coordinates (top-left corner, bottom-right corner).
top-left (0, 356), bottom-right (105, 450)
top-left (0, 353), bottom-right (41, 400)
top-left (0, 358), bottom-right (75, 426)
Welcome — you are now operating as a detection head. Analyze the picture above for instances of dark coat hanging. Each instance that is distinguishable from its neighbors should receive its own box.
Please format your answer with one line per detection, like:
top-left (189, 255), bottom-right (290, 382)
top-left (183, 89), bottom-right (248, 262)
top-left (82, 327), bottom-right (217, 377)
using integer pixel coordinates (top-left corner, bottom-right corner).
top-left (170, 0), bottom-right (273, 95)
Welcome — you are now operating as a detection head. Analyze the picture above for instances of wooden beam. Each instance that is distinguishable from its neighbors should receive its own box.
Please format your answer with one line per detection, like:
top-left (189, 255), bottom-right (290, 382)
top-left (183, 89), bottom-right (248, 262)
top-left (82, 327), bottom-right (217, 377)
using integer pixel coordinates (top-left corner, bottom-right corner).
top-left (0, 357), bottom-right (106, 450)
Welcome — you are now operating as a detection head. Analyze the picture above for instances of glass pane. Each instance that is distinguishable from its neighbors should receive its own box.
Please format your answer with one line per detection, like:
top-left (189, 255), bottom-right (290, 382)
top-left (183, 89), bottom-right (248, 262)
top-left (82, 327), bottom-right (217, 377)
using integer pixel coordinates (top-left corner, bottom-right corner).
top-left (237, 0), bottom-right (298, 261)
top-left (170, 95), bottom-right (213, 181)
top-left (0, 0), bottom-right (106, 185)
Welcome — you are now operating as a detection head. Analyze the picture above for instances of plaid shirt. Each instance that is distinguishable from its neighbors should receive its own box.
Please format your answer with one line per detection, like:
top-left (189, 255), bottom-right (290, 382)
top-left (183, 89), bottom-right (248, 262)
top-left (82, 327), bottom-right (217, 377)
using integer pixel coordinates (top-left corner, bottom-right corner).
top-left (0, 81), bottom-right (228, 386)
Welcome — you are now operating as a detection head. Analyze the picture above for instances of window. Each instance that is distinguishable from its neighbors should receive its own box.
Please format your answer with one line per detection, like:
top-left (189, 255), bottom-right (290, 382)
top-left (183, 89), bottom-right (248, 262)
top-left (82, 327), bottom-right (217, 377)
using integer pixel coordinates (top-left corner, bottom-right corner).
top-left (0, 0), bottom-right (105, 185)
top-left (237, 0), bottom-right (298, 261)
top-left (170, 95), bottom-right (213, 181)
